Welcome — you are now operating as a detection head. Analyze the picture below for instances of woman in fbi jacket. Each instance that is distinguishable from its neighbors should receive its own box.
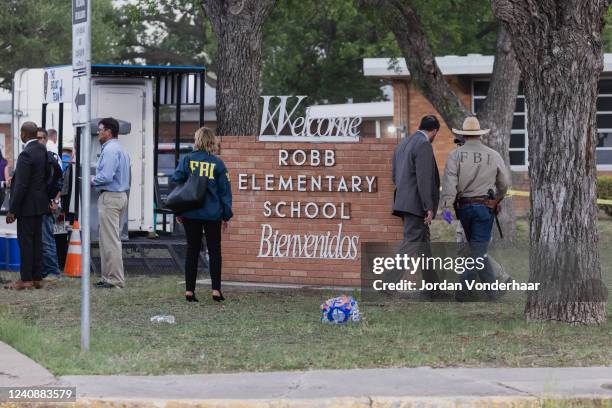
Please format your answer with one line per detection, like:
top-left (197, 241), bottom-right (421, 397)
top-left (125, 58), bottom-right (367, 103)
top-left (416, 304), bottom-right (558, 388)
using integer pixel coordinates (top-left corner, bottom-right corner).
top-left (172, 127), bottom-right (233, 302)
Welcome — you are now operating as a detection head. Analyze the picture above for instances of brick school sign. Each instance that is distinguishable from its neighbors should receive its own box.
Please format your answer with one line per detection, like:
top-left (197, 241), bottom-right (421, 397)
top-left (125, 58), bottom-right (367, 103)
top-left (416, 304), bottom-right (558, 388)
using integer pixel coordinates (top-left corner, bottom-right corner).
top-left (219, 136), bottom-right (403, 287)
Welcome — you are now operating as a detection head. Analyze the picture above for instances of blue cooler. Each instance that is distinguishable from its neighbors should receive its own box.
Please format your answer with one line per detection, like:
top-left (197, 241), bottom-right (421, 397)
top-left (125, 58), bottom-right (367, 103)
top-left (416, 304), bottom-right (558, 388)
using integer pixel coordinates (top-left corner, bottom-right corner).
top-left (6, 231), bottom-right (20, 272)
top-left (0, 231), bottom-right (7, 270)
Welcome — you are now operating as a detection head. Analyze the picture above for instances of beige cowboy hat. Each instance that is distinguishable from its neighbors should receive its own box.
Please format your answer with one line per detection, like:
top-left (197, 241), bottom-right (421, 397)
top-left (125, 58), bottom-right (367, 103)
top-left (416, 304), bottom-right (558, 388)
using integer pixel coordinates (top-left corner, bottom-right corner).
top-left (452, 116), bottom-right (490, 135)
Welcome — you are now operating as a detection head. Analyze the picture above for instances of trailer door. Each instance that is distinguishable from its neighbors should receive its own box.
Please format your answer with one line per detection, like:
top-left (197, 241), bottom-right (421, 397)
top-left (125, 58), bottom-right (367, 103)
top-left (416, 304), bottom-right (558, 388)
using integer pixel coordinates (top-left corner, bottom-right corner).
top-left (91, 83), bottom-right (146, 231)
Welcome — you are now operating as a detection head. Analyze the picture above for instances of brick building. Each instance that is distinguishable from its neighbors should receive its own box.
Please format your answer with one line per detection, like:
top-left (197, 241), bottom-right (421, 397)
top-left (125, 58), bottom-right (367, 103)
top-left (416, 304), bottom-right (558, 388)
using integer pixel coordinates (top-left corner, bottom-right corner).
top-left (220, 136), bottom-right (401, 286)
top-left (363, 54), bottom-right (612, 214)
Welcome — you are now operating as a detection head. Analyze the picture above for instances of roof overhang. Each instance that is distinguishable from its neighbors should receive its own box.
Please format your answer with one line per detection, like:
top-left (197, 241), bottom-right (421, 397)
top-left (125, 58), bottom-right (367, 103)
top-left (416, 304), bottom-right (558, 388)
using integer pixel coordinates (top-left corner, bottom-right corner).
top-left (306, 101), bottom-right (393, 119)
top-left (364, 54), bottom-right (612, 78)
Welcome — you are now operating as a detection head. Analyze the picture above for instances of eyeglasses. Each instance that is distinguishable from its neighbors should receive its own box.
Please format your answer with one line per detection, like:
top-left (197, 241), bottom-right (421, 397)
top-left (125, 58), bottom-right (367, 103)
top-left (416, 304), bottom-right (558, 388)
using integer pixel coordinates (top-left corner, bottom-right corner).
top-left (97, 127), bottom-right (107, 134)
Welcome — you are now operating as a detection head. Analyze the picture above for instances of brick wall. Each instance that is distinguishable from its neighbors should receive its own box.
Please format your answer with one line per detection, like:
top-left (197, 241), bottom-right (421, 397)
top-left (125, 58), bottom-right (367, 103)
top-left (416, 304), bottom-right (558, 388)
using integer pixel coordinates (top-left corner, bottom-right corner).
top-left (219, 136), bottom-right (402, 287)
top-left (392, 77), bottom-right (535, 215)
top-left (392, 77), bottom-right (472, 175)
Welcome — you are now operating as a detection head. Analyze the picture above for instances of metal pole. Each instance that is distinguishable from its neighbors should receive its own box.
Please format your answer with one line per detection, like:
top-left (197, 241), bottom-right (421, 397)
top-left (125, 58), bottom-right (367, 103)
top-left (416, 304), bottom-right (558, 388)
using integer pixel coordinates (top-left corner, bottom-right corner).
top-left (154, 76), bottom-right (160, 180)
top-left (154, 77), bottom-right (164, 232)
top-left (80, 0), bottom-right (92, 352)
top-left (74, 127), bottom-right (81, 217)
top-left (80, 122), bottom-right (91, 351)
top-left (58, 103), bottom-right (64, 153)
top-left (42, 103), bottom-right (47, 129)
top-left (199, 73), bottom-right (205, 127)
top-left (175, 74), bottom-right (182, 167)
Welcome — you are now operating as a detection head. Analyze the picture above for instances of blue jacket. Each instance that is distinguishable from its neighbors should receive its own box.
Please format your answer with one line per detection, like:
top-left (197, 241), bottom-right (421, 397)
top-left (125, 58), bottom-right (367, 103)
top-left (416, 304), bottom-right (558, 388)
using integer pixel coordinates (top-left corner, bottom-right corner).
top-left (171, 150), bottom-right (233, 221)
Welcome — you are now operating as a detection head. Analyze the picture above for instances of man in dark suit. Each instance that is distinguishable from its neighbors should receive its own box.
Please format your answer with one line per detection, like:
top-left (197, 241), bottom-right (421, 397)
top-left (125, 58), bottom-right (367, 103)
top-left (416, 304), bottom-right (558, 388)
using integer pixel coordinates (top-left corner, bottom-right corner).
top-left (393, 115), bottom-right (441, 239)
top-left (392, 115), bottom-right (441, 296)
top-left (4, 122), bottom-right (50, 290)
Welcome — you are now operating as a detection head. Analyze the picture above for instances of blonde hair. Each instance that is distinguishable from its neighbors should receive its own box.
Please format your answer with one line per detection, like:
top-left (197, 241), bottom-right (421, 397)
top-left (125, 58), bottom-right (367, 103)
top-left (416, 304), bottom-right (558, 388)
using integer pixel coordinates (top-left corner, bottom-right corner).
top-left (194, 127), bottom-right (219, 154)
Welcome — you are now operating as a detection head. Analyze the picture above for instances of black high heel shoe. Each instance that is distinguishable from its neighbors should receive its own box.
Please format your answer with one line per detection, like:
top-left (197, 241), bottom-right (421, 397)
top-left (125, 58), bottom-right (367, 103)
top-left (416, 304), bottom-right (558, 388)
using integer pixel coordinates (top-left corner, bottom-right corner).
top-left (186, 294), bottom-right (199, 302)
top-left (212, 292), bottom-right (225, 302)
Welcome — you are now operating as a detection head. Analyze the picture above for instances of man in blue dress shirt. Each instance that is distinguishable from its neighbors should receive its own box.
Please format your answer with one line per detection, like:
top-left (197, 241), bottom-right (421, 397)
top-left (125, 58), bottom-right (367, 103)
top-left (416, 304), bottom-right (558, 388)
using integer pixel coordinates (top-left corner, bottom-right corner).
top-left (92, 118), bottom-right (131, 288)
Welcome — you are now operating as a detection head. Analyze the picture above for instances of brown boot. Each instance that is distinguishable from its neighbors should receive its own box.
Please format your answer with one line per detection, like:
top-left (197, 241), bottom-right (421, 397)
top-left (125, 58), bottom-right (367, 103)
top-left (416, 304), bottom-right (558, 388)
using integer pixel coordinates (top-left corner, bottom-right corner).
top-left (3, 280), bottom-right (34, 290)
top-left (33, 280), bottom-right (45, 289)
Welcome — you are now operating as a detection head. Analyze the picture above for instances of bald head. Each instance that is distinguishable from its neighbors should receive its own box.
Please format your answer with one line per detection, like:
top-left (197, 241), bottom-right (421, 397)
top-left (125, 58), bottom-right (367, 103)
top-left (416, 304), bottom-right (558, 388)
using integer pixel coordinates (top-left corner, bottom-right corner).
top-left (20, 122), bottom-right (38, 142)
top-left (48, 129), bottom-right (58, 143)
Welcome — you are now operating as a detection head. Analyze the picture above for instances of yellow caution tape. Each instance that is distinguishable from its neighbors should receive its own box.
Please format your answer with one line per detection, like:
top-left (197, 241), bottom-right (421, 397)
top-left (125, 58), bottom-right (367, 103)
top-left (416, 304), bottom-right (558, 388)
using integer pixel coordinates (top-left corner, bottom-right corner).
top-left (507, 189), bottom-right (612, 205)
top-left (507, 189), bottom-right (530, 197)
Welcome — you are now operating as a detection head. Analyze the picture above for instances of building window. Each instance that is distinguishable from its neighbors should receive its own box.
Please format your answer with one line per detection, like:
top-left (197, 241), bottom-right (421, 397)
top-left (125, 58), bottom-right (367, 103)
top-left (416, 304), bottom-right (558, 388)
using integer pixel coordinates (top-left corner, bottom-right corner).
top-left (473, 79), bottom-right (612, 169)
top-left (472, 80), bottom-right (527, 168)
top-left (597, 80), bottom-right (612, 166)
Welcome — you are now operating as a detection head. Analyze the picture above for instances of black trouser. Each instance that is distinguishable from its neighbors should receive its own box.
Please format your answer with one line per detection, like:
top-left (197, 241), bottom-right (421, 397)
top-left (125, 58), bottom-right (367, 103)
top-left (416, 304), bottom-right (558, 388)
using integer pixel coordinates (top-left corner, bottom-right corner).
top-left (400, 213), bottom-right (440, 289)
top-left (17, 215), bottom-right (43, 281)
top-left (183, 218), bottom-right (222, 292)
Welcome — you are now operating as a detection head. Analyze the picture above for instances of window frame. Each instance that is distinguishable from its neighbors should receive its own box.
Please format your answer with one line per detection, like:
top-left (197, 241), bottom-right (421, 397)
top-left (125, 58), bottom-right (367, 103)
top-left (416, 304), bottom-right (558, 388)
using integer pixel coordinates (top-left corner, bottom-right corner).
top-left (471, 79), bottom-right (528, 171)
top-left (596, 85), bottom-right (612, 170)
top-left (471, 78), bottom-right (612, 171)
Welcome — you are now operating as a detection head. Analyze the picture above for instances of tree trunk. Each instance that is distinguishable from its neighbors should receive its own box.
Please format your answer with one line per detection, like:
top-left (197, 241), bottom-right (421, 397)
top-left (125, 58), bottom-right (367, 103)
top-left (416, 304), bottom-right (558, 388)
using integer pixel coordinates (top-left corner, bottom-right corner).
top-left (360, 0), bottom-right (519, 240)
top-left (493, 0), bottom-right (609, 324)
top-left (201, 0), bottom-right (277, 136)
top-left (479, 26), bottom-right (520, 241)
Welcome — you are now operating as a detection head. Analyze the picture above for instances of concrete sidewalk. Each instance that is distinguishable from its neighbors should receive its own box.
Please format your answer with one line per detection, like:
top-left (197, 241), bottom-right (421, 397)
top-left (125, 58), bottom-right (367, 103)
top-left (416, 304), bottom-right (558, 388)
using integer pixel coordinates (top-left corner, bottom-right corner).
top-left (0, 341), bottom-right (56, 388)
top-left (61, 367), bottom-right (612, 406)
top-left (1, 341), bottom-right (611, 407)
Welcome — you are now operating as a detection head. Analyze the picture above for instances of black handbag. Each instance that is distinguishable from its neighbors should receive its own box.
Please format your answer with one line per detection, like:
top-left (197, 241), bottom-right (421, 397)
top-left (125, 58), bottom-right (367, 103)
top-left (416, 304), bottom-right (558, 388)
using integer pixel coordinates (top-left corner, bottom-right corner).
top-left (165, 161), bottom-right (208, 213)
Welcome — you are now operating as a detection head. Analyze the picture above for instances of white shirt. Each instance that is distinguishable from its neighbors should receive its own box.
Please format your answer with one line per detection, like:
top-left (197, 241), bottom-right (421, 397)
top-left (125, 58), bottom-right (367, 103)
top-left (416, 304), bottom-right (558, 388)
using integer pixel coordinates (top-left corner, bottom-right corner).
top-left (46, 140), bottom-right (62, 168)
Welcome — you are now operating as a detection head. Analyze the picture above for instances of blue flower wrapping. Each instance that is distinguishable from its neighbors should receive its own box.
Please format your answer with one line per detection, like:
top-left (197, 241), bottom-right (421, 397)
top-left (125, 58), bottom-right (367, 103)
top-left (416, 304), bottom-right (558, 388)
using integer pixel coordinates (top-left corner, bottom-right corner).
top-left (321, 295), bottom-right (361, 324)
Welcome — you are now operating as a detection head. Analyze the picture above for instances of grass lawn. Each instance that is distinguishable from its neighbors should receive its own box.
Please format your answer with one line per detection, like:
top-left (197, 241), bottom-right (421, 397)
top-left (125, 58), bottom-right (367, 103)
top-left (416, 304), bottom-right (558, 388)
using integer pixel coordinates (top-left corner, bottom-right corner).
top-left (0, 218), bottom-right (610, 376)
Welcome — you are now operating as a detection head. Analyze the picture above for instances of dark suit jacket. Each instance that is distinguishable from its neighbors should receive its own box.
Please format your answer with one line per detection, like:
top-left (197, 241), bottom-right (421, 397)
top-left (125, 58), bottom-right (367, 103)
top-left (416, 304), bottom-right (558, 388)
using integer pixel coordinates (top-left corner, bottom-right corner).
top-left (9, 140), bottom-right (50, 217)
top-left (392, 131), bottom-right (440, 218)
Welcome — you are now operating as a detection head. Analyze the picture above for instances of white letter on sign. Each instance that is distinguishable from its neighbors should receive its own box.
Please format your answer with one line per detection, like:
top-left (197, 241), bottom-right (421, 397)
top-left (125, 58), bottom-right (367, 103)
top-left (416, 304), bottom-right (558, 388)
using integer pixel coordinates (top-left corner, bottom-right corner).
top-left (238, 174), bottom-right (248, 190)
top-left (293, 150), bottom-right (306, 166)
top-left (325, 150), bottom-right (335, 166)
top-left (263, 201), bottom-right (272, 217)
top-left (279, 150), bottom-right (289, 166)
top-left (311, 150), bottom-right (320, 166)
top-left (258, 224), bottom-right (273, 257)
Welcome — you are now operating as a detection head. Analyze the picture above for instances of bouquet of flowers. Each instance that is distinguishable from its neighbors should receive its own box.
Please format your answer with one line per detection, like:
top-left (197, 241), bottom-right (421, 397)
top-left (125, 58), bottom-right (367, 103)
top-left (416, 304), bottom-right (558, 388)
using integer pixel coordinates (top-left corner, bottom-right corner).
top-left (321, 295), bottom-right (360, 324)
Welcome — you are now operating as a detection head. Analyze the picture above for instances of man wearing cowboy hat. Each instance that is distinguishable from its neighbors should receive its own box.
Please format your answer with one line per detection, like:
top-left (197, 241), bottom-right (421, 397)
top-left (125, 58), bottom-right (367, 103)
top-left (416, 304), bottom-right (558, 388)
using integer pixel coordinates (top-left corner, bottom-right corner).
top-left (440, 116), bottom-right (511, 301)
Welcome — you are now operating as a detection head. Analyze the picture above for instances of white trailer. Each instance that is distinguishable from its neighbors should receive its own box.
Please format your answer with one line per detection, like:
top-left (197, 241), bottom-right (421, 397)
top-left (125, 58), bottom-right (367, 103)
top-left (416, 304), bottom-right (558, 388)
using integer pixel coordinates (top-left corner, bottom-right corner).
top-left (12, 64), bottom-right (211, 239)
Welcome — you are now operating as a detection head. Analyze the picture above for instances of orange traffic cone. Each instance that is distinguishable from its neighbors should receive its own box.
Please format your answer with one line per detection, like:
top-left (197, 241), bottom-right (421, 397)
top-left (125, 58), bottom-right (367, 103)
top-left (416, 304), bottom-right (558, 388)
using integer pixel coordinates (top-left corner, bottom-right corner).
top-left (64, 220), bottom-right (82, 277)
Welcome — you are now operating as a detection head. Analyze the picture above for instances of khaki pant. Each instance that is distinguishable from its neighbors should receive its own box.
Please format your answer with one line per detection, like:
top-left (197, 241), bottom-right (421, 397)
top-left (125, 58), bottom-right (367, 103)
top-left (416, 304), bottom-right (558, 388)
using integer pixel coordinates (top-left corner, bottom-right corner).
top-left (98, 191), bottom-right (128, 287)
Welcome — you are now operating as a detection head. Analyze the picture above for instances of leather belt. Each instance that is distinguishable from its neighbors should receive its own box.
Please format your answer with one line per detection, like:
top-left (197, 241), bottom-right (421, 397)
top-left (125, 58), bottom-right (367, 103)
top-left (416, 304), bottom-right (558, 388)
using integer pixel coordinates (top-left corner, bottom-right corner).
top-left (457, 196), bottom-right (488, 207)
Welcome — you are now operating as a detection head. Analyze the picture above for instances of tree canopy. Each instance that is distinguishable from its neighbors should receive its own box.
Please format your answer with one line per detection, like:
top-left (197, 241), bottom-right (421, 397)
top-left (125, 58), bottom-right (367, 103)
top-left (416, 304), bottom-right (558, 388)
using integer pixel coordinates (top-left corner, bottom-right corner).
top-left (122, 0), bottom-right (216, 69)
top-left (3, 0), bottom-right (610, 97)
top-left (0, 0), bottom-right (131, 89)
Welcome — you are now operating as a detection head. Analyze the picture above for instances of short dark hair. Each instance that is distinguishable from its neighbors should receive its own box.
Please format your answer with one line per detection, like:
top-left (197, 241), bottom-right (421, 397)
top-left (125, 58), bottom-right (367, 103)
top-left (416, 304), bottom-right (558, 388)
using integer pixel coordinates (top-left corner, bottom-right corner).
top-left (418, 115), bottom-right (440, 132)
top-left (21, 122), bottom-right (38, 140)
top-left (37, 127), bottom-right (48, 138)
top-left (98, 118), bottom-right (119, 138)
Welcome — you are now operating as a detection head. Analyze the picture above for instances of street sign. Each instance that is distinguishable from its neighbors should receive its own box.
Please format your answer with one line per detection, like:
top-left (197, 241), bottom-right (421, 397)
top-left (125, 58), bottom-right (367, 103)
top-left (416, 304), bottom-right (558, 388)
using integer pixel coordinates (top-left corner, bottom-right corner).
top-left (72, 0), bottom-right (91, 353)
top-left (72, 75), bottom-right (89, 125)
top-left (72, 0), bottom-right (89, 75)
top-left (43, 66), bottom-right (72, 104)
top-left (72, 0), bottom-right (90, 126)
